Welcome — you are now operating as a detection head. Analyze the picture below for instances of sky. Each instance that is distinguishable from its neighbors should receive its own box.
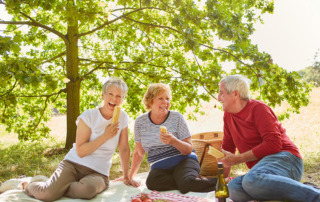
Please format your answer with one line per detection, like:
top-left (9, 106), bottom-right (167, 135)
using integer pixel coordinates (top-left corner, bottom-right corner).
top-left (1, 0), bottom-right (320, 72)
top-left (250, 0), bottom-right (320, 71)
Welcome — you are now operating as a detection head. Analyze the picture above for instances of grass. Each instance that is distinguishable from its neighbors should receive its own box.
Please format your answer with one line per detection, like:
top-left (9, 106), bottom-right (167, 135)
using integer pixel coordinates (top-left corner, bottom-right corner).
top-left (1, 88), bottom-right (320, 187)
top-left (0, 141), bottom-right (66, 181)
top-left (0, 128), bottom-right (149, 184)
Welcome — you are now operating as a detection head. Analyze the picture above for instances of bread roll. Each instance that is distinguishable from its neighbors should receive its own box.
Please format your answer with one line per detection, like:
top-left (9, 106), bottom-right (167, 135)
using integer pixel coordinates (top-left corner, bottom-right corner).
top-left (160, 126), bottom-right (167, 133)
top-left (207, 146), bottom-right (225, 159)
top-left (111, 106), bottom-right (121, 124)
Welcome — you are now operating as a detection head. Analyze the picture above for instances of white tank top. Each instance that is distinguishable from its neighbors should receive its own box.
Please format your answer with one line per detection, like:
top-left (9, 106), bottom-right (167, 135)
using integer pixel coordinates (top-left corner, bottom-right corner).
top-left (64, 108), bottom-right (129, 176)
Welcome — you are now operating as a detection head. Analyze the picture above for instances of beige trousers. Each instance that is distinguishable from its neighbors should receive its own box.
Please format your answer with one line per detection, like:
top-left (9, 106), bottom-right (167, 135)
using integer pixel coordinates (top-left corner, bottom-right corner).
top-left (25, 160), bottom-right (109, 202)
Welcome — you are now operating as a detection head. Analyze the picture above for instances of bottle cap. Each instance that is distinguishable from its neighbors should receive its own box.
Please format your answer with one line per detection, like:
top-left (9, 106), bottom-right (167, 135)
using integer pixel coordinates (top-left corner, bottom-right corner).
top-left (218, 162), bottom-right (223, 168)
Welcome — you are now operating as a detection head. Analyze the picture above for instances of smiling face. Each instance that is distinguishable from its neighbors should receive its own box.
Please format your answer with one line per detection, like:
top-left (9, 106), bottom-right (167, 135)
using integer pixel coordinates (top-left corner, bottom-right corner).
top-left (218, 82), bottom-right (236, 113)
top-left (102, 85), bottom-right (123, 113)
top-left (150, 90), bottom-right (171, 116)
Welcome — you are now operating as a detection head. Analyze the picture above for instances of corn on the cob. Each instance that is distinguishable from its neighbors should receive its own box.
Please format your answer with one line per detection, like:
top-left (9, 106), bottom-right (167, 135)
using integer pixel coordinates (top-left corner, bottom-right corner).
top-left (160, 126), bottom-right (167, 133)
top-left (111, 106), bottom-right (121, 124)
top-left (208, 146), bottom-right (225, 159)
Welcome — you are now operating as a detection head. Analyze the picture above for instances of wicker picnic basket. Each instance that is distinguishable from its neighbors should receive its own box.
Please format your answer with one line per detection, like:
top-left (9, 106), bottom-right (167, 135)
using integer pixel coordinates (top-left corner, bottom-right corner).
top-left (191, 131), bottom-right (223, 176)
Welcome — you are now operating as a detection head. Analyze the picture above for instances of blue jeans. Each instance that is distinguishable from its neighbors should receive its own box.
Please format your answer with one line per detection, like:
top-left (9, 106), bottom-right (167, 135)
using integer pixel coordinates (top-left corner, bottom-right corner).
top-left (228, 151), bottom-right (320, 202)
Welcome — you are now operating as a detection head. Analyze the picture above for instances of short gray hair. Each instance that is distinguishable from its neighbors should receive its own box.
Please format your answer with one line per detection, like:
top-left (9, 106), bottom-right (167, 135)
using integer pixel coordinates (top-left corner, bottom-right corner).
top-left (102, 77), bottom-right (128, 98)
top-left (219, 75), bottom-right (250, 100)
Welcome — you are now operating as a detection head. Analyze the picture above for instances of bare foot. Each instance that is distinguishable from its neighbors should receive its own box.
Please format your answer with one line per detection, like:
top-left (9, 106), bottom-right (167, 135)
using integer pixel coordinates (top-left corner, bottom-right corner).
top-left (22, 182), bottom-right (28, 190)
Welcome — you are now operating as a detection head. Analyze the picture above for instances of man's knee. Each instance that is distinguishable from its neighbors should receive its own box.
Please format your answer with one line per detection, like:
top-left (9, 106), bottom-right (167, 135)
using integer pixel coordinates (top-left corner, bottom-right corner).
top-left (228, 178), bottom-right (241, 197)
top-left (228, 176), bottom-right (254, 202)
top-left (241, 172), bottom-right (267, 197)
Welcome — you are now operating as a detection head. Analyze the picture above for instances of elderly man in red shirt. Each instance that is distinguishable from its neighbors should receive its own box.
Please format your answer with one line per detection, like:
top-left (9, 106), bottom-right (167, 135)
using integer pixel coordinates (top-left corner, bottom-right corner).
top-left (218, 74), bottom-right (320, 202)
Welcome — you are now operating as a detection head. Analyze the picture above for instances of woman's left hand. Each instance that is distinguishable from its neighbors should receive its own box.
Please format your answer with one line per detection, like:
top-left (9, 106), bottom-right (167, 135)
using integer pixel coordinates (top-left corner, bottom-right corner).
top-left (159, 132), bottom-right (176, 145)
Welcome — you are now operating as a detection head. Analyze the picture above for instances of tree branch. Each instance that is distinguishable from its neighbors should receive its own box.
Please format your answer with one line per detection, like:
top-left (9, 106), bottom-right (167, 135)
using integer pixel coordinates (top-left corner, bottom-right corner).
top-left (80, 63), bottom-right (105, 81)
top-left (1, 100), bottom-right (8, 121)
top-left (200, 43), bottom-right (274, 86)
top-left (123, 16), bottom-right (180, 33)
top-left (32, 88), bottom-right (61, 130)
top-left (192, 50), bottom-right (204, 75)
top-left (33, 95), bottom-right (49, 130)
top-left (200, 43), bottom-right (260, 76)
top-left (4, 88), bottom-right (66, 101)
top-left (78, 7), bottom-right (167, 37)
top-left (0, 79), bottom-right (18, 98)
top-left (0, 12), bottom-right (66, 42)
top-left (41, 51), bottom-right (66, 65)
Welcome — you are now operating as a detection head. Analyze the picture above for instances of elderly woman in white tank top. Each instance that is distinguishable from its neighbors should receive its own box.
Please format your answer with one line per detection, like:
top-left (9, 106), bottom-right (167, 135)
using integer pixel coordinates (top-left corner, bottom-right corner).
top-left (24, 78), bottom-right (139, 201)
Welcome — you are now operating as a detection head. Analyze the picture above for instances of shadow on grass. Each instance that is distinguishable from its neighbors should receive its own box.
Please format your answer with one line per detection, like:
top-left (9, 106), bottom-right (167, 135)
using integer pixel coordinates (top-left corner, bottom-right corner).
top-left (0, 141), bottom-right (67, 184)
top-left (302, 152), bottom-right (320, 185)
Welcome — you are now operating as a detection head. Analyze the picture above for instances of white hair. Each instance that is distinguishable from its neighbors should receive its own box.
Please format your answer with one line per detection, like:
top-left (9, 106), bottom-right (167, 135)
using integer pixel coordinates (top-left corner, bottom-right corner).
top-left (219, 75), bottom-right (250, 100)
top-left (102, 77), bottom-right (128, 98)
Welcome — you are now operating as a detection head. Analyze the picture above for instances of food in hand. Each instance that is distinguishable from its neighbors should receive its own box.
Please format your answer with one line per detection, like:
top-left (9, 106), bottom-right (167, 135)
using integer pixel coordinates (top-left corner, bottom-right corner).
top-left (160, 126), bottom-right (167, 133)
top-left (111, 106), bottom-right (121, 124)
top-left (207, 146), bottom-right (225, 159)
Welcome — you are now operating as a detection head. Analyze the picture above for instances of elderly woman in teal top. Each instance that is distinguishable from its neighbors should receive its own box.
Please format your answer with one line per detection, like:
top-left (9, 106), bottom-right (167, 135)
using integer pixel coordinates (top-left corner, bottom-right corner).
top-left (129, 83), bottom-right (217, 193)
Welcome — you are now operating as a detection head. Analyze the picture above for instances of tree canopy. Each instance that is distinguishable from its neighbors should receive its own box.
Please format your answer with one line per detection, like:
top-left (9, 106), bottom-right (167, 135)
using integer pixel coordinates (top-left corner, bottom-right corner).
top-left (0, 0), bottom-right (311, 149)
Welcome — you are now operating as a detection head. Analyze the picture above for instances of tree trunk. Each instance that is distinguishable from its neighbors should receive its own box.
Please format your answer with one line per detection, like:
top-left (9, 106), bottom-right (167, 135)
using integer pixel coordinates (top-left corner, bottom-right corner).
top-left (65, 80), bottom-right (80, 149)
top-left (65, 3), bottom-right (79, 149)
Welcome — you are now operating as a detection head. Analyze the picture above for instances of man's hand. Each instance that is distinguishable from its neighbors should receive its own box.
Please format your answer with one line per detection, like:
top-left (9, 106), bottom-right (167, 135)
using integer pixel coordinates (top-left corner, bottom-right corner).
top-left (218, 149), bottom-right (241, 167)
top-left (219, 149), bottom-right (257, 167)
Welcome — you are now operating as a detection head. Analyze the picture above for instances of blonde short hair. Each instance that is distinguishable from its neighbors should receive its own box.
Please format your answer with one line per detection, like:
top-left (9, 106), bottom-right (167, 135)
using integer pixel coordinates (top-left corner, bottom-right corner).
top-left (143, 83), bottom-right (171, 110)
top-left (219, 74), bottom-right (250, 100)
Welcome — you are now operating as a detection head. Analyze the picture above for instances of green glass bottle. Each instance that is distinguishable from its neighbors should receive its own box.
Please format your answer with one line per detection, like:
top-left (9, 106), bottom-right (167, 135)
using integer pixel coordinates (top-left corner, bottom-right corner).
top-left (215, 162), bottom-right (229, 202)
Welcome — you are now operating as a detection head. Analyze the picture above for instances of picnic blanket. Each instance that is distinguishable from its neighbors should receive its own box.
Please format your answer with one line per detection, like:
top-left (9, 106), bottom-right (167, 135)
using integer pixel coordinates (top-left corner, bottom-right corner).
top-left (0, 172), bottom-right (218, 202)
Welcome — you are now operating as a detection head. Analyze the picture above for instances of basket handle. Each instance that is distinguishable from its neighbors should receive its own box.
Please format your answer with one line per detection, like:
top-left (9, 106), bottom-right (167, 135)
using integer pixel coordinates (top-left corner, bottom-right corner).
top-left (199, 143), bottom-right (210, 167)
